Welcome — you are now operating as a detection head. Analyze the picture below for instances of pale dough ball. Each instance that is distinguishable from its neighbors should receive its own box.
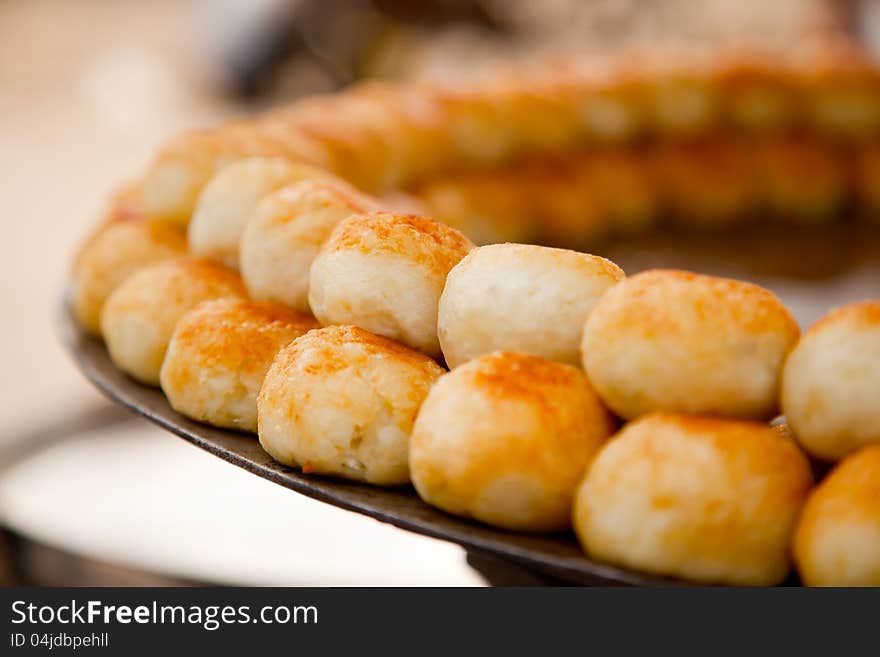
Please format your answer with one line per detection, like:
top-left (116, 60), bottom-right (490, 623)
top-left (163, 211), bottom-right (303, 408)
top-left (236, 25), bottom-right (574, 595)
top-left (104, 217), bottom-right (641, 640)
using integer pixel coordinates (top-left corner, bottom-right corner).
top-left (188, 157), bottom-right (332, 268)
top-left (574, 413), bottom-right (814, 585)
top-left (160, 298), bottom-right (318, 432)
top-left (782, 302), bottom-right (880, 461)
top-left (308, 212), bottom-right (475, 358)
top-left (794, 445), bottom-right (880, 586)
top-left (582, 269), bottom-right (800, 420)
top-left (410, 351), bottom-right (615, 532)
top-left (240, 178), bottom-right (380, 313)
top-left (137, 130), bottom-right (229, 225)
top-left (438, 244), bottom-right (624, 368)
top-left (70, 219), bottom-right (186, 335)
top-left (257, 325), bottom-right (445, 485)
top-left (101, 258), bottom-right (245, 385)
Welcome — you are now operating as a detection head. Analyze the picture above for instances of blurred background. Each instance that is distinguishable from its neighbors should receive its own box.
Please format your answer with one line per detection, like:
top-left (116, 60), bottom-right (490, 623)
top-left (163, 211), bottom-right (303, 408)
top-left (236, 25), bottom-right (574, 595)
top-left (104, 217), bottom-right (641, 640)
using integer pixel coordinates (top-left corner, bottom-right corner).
top-left (1, 0), bottom-right (878, 585)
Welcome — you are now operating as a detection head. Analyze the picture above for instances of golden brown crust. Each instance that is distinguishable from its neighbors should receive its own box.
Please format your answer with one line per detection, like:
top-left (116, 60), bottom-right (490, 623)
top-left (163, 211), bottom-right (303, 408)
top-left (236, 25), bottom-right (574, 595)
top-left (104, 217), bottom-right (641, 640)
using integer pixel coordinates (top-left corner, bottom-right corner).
top-left (257, 325), bottom-right (445, 485)
top-left (100, 257), bottom-right (246, 385)
top-left (806, 300), bottom-right (880, 334)
top-left (410, 351), bottom-right (615, 531)
top-left (468, 350), bottom-right (589, 404)
top-left (70, 218), bottom-right (187, 335)
top-left (276, 325), bottom-right (441, 378)
top-left (167, 299), bottom-right (317, 384)
top-left (574, 412), bottom-right (814, 585)
top-left (309, 212), bottom-right (475, 357)
top-left (325, 211), bottom-right (474, 274)
top-left (596, 269), bottom-right (800, 340)
top-left (582, 269), bottom-right (800, 420)
top-left (794, 445), bottom-right (880, 586)
top-left (160, 298), bottom-right (318, 431)
top-left (147, 258), bottom-right (245, 303)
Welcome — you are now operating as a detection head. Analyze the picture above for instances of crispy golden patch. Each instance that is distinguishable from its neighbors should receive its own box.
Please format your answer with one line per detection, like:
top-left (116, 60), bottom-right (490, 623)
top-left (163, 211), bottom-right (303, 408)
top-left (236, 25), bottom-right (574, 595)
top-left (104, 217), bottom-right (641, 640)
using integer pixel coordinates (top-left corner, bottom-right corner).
top-left (410, 351), bottom-right (615, 532)
top-left (160, 298), bottom-right (318, 432)
top-left (326, 212), bottom-right (475, 273)
top-left (70, 218), bottom-right (187, 335)
top-left (101, 257), bottom-right (246, 385)
top-left (273, 325), bottom-right (441, 378)
top-left (574, 412), bottom-right (814, 585)
top-left (257, 325), bottom-right (445, 485)
top-left (309, 212), bottom-right (475, 357)
top-left (582, 269), bottom-right (800, 420)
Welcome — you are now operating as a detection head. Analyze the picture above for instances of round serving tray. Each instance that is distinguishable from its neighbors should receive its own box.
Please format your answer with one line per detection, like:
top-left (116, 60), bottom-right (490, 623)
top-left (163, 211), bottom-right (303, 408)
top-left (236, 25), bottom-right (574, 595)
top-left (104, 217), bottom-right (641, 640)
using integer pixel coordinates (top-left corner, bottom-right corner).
top-left (59, 300), bottom-right (679, 586)
top-left (58, 223), bottom-right (880, 586)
